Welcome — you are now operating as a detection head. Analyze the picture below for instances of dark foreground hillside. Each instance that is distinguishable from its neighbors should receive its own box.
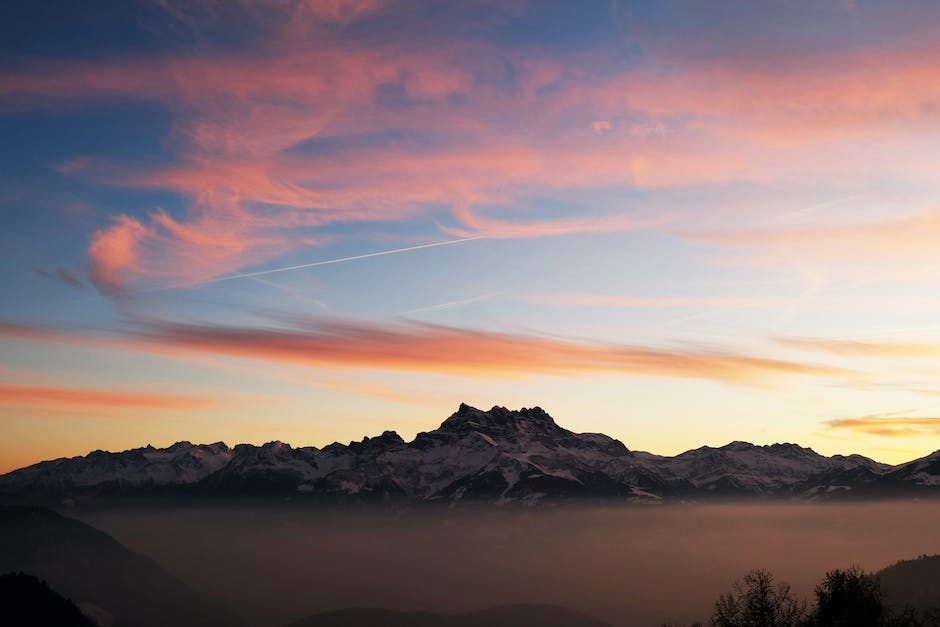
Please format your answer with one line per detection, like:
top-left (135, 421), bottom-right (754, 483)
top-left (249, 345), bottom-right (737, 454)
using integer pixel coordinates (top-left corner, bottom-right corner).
top-left (0, 506), bottom-right (244, 627)
top-left (879, 555), bottom-right (940, 617)
top-left (0, 572), bottom-right (96, 627)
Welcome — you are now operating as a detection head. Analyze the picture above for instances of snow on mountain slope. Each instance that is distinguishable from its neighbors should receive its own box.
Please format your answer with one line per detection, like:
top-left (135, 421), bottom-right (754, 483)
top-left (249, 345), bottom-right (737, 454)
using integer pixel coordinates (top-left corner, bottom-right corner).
top-left (661, 441), bottom-right (889, 496)
top-left (0, 442), bottom-right (232, 492)
top-left (379, 404), bottom-right (673, 502)
top-left (0, 404), bottom-right (935, 504)
top-left (868, 450), bottom-right (940, 491)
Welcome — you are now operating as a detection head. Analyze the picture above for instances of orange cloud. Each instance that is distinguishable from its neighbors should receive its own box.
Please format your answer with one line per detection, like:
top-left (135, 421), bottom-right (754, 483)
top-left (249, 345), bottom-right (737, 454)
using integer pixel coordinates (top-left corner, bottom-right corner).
top-left (0, 318), bottom-right (849, 385)
top-left (824, 415), bottom-right (940, 438)
top-left (0, 321), bottom-right (93, 345)
top-left (136, 318), bottom-right (851, 384)
top-left (777, 337), bottom-right (940, 359)
top-left (0, 382), bottom-right (211, 411)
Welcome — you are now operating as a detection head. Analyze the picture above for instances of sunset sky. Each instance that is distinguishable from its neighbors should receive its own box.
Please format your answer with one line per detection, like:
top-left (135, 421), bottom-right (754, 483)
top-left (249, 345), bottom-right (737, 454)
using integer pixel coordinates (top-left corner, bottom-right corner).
top-left (4, 0), bottom-right (940, 473)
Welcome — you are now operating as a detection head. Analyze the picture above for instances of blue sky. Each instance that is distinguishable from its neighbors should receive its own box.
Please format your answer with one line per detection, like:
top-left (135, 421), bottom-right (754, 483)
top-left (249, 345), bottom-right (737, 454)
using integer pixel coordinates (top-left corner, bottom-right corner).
top-left (4, 0), bottom-right (940, 471)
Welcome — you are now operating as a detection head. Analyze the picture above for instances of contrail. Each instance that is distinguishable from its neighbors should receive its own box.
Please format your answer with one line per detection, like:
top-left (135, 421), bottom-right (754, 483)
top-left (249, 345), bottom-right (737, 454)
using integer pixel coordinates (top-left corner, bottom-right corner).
top-left (201, 235), bottom-right (486, 285)
top-left (765, 192), bottom-right (868, 224)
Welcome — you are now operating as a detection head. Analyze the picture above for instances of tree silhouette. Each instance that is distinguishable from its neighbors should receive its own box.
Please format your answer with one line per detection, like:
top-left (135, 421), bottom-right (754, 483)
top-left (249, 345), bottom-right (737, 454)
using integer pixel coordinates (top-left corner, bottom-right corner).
top-left (812, 566), bottom-right (884, 627)
top-left (922, 605), bottom-right (940, 627)
top-left (0, 571), bottom-right (96, 627)
top-left (711, 569), bottom-right (807, 627)
top-left (706, 564), bottom-right (940, 627)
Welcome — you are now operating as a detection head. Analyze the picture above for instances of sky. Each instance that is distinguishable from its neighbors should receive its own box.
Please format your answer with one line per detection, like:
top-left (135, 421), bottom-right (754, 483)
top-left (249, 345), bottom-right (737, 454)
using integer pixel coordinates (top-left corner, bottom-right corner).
top-left (4, 0), bottom-right (940, 473)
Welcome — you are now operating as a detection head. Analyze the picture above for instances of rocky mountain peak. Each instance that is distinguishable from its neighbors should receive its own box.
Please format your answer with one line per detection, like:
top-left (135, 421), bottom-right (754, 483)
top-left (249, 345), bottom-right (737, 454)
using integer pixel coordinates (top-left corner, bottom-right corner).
top-left (439, 403), bottom-right (563, 437)
top-left (348, 430), bottom-right (405, 453)
top-left (720, 441), bottom-right (755, 453)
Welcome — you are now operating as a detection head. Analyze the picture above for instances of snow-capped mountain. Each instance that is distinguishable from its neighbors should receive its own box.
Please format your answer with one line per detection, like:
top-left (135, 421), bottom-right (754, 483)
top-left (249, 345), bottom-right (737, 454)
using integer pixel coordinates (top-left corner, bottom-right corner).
top-left (644, 441), bottom-right (892, 497)
top-left (1, 404), bottom-right (936, 505)
top-left (0, 441), bottom-right (233, 493)
top-left (855, 449), bottom-right (940, 496)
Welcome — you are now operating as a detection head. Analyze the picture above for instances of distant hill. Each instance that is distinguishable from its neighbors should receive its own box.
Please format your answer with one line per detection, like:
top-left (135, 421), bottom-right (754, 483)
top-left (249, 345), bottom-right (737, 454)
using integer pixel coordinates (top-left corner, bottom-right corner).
top-left (284, 604), bottom-right (611, 627)
top-left (878, 554), bottom-right (940, 615)
top-left (0, 572), bottom-right (97, 627)
top-left (0, 506), bottom-right (244, 627)
top-left (2, 404), bottom-right (939, 506)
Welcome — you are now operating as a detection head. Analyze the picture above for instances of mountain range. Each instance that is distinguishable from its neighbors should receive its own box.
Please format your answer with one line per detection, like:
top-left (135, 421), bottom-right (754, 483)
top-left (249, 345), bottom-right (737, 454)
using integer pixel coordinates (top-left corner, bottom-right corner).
top-left (2, 404), bottom-right (939, 506)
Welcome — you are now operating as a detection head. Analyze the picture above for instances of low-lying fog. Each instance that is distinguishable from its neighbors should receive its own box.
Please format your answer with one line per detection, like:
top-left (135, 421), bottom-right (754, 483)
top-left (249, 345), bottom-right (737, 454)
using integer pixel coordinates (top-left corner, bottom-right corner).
top-left (76, 502), bottom-right (940, 627)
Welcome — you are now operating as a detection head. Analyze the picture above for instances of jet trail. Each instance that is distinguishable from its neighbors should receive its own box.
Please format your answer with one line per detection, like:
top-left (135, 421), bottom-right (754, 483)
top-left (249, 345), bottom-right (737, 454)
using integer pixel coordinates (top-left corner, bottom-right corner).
top-left (202, 236), bottom-right (486, 285)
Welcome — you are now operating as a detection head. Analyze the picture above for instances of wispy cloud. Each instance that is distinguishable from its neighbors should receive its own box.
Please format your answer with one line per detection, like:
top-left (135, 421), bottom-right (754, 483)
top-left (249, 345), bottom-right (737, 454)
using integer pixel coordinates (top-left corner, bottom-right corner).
top-left (0, 382), bottom-right (211, 411)
top-left (443, 203), bottom-right (656, 239)
top-left (777, 337), bottom-right (940, 359)
top-left (0, 317), bottom-right (848, 385)
top-left (307, 376), bottom-right (441, 409)
top-left (683, 207), bottom-right (940, 264)
top-left (523, 293), bottom-right (779, 308)
top-left (32, 266), bottom-right (83, 289)
top-left (399, 292), bottom-right (500, 316)
top-left (6, 12), bottom-right (940, 295)
top-left (138, 318), bottom-right (857, 383)
top-left (824, 414), bottom-right (940, 438)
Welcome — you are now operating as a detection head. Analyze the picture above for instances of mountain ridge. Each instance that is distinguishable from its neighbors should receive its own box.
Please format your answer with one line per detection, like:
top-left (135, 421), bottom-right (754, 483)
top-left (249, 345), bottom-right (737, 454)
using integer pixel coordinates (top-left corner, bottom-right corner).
top-left (1, 404), bottom-right (937, 505)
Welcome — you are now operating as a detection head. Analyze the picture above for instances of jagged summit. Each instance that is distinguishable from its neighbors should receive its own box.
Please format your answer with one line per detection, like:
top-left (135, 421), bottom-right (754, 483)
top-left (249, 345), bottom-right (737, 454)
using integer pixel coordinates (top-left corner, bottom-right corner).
top-left (438, 403), bottom-right (565, 436)
top-left (719, 441), bottom-right (756, 453)
top-left (716, 441), bottom-right (817, 456)
top-left (348, 430), bottom-right (405, 452)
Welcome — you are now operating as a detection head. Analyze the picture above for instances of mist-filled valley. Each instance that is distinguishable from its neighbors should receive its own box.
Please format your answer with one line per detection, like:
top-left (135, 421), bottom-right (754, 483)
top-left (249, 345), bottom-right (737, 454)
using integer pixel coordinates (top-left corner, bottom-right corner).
top-left (64, 502), bottom-right (940, 627)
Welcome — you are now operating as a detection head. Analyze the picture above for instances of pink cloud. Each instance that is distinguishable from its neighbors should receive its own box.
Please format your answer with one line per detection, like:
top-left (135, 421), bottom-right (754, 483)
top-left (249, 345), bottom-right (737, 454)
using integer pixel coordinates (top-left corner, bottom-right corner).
top-left (7, 24), bottom-right (940, 292)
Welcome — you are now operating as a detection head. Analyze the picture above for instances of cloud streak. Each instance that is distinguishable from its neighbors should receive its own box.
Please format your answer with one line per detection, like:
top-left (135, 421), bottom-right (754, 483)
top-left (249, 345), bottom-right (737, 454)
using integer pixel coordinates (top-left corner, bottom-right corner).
top-left (777, 337), bottom-right (940, 359)
top-left (686, 208), bottom-right (940, 264)
top-left (0, 382), bottom-right (211, 411)
top-left (0, 318), bottom-right (850, 385)
top-left (824, 415), bottom-right (940, 438)
top-left (32, 266), bottom-right (83, 289)
top-left (138, 318), bottom-right (858, 383)
top-left (523, 293), bottom-right (780, 308)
